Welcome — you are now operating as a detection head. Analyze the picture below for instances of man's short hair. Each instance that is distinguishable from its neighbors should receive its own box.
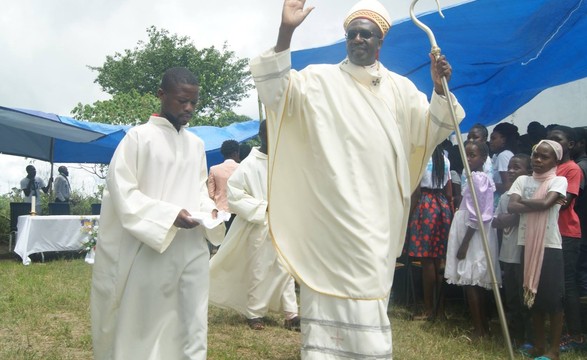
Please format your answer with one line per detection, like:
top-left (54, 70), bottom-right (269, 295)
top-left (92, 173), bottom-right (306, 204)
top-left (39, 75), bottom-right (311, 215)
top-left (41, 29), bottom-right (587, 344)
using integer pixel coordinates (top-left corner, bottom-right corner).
top-left (573, 127), bottom-right (587, 144)
top-left (527, 121), bottom-right (545, 134)
top-left (469, 123), bottom-right (489, 139)
top-left (239, 143), bottom-right (252, 160)
top-left (551, 125), bottom-right (576, 142)
top-left (160, 67), bottom-right (199, 92)
top-left (220, 140), bottom-right (239, 158)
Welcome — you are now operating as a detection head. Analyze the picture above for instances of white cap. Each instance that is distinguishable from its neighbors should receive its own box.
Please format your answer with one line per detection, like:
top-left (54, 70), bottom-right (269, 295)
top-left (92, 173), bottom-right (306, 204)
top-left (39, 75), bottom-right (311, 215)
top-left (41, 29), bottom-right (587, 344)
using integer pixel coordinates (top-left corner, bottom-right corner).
top-left (344, 0), bottom-right (392, 36)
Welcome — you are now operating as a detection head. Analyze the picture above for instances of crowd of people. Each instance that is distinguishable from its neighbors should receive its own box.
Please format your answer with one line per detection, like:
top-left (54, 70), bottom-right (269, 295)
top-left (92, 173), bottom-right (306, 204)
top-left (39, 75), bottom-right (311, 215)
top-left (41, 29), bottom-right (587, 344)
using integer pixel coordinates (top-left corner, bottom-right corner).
top-left (83, 0), bottom-right (586, 359)
top-left (404, 120), bottom-right (587, 359)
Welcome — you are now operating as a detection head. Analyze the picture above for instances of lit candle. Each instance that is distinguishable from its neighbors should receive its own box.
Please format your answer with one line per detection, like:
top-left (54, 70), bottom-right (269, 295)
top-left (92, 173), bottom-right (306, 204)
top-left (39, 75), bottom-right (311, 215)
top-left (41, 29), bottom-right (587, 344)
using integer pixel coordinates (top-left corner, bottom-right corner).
top-left (31, 196), bottom-right (36, 214)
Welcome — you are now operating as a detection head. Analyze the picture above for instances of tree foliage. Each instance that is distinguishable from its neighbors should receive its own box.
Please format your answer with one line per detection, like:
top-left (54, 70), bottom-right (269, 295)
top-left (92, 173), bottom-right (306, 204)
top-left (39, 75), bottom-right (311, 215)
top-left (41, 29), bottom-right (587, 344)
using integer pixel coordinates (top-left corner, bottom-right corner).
top-left (72, 90), bottom-right (159, 125)
top-left (68, 27), bottom-right (254, 182)
top-left (77, 26), bottom-right (253, 125)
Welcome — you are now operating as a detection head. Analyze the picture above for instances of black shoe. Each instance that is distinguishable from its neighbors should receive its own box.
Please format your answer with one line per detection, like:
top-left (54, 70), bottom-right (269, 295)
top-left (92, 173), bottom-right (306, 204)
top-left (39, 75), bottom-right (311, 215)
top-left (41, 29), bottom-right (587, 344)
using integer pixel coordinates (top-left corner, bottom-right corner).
top-left (284, 316), bottom-right (301, 332)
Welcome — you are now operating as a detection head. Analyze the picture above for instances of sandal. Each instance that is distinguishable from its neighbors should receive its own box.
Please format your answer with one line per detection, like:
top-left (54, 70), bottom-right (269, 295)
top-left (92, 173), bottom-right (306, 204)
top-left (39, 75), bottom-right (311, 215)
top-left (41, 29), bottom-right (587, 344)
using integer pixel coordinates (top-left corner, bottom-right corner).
top-left (518, 345), bottom-right (542, 359)
top-left (247, 318), bottom-right (265, 330)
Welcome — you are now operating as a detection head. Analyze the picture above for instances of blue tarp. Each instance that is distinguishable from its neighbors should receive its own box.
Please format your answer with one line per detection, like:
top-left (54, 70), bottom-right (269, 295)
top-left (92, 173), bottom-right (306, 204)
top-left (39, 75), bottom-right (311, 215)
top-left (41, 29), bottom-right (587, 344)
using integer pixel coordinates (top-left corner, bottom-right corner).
top-left (291, 0), bottom-right (587, 131)
top-left (0, 106), bottom-right (110, 162)
top-left (0, 106), bottom-right (260, 166)
top-left (54, 120), bottom-right (260, 165)
top-left (188, 121), bottom-right (261, 166)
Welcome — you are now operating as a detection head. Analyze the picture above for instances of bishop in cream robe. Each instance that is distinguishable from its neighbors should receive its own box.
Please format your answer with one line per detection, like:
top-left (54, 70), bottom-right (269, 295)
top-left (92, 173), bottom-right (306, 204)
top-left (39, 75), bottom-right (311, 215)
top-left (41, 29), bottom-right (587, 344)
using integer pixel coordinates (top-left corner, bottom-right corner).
top-left (91, 116), bottom-right (217, 360)
top-left (209, 147), bottom-right (298, 321)
top-left (250, 48), bottom-right (465, 358)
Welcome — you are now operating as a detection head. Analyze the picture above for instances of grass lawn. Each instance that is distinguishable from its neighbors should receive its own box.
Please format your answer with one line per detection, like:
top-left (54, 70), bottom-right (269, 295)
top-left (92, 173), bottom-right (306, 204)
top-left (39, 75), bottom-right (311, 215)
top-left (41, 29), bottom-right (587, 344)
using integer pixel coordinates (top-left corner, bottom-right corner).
top-left (0, 257), bottom-right (586, 359)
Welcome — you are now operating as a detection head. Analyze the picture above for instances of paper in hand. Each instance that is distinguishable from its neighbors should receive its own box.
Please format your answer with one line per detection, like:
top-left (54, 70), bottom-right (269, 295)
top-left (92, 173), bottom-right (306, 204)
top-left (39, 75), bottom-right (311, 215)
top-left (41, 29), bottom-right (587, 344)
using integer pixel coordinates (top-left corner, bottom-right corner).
top-left (189, 210), bottom-right (231, 229)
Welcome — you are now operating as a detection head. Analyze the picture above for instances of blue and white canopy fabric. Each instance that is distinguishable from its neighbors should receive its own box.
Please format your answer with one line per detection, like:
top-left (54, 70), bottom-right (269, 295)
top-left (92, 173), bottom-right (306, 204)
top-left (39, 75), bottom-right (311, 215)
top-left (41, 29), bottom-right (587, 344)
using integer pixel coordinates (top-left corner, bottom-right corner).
top-left (0, 106), bottom-right (259, 166)
top-left (0, 106), bottom-right (110, 162)
top-left (53, 120), bottom-right (260, 166)
top-left (291, 0), bottom-right (587, 130)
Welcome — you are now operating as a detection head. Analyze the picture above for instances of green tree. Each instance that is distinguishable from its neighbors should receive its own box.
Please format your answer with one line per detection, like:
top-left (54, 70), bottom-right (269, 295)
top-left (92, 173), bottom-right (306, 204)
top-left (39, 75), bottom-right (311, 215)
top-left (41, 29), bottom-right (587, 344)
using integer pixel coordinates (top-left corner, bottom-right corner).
top-left (72, 90), bottom-right (159, 126)
top-left (199, 110), bottom-right (254, 128)
top-left (73, 26), bottom-right (253, 126)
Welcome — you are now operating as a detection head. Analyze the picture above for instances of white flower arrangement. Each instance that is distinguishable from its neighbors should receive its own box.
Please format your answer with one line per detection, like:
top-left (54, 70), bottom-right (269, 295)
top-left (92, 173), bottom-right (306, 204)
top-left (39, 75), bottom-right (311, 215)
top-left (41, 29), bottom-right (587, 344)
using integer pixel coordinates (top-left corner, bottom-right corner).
top-left (80, 218), bottom-right (99, 252)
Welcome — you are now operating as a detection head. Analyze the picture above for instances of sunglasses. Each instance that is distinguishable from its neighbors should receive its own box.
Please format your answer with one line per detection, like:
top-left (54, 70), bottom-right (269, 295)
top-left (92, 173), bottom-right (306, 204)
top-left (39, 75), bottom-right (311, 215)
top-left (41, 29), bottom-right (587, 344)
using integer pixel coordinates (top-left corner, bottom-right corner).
top-left (345, 29), bottom-right (380, 40)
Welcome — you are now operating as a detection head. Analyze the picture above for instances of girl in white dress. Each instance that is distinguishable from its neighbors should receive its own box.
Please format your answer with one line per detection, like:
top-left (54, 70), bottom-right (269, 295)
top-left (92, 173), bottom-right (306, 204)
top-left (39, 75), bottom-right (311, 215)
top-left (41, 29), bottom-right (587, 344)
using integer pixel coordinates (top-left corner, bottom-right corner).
top-left (445, 141), bottom-right (501, 338)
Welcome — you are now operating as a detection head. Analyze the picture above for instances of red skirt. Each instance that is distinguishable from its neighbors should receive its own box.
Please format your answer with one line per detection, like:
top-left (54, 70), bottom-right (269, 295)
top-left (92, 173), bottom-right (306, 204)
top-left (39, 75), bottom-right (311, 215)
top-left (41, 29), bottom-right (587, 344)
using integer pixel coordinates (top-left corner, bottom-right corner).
top-left (406, 189), bottom-right (452, 258)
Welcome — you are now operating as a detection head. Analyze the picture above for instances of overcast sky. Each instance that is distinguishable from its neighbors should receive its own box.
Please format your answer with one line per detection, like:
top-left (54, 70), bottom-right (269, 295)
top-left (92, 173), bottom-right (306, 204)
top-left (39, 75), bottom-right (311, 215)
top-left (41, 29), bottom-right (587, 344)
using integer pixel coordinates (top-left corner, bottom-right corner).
top-left (1, 0), bottom-right (585, 196)
top-left (1, 0), bottom-right (469, 117)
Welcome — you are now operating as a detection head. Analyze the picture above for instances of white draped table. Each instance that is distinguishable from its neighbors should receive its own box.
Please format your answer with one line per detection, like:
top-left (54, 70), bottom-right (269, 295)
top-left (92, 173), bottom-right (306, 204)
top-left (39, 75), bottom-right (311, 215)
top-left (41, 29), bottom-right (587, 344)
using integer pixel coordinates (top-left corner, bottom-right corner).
top-left (14, 215), bottom-right (99, 265)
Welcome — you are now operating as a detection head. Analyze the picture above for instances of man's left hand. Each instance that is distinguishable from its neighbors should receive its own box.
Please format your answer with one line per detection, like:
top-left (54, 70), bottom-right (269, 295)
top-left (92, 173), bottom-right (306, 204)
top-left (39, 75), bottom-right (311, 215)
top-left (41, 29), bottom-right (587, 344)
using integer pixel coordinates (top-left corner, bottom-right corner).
top-left (430, 54), bottom-right (452, 95)
top-left (174, 209), bottom-right (200, 229)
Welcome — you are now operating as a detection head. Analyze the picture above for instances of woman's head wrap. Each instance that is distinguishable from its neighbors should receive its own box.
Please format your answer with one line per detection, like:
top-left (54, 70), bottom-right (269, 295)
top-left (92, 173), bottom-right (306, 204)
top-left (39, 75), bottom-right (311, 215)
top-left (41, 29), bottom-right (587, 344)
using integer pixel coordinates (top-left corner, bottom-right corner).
top-left (535, 139), bottom-right (563, 161)
top-left (343, 0), bottom-right (392, 37)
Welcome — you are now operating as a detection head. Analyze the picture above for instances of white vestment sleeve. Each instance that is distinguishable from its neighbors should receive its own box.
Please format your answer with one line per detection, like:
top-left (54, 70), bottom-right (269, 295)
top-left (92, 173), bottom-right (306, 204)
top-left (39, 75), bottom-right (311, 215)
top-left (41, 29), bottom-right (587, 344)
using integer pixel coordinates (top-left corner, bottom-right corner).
top-left (227, 163), bottom-right (267, 225)
top-left (249, 48), bottom-right (293, 113)
top-left (405, 87), bottom-right (466, 193)
top-left (199, 149), bottom-right (216, 213)
top-left (106, 132), bottom-right (181, 253)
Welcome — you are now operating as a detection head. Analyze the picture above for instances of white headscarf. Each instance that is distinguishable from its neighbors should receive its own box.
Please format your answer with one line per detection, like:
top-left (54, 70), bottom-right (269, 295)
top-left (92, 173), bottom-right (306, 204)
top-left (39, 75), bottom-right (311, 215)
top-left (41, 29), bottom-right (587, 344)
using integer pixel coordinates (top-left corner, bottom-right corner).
top-left (535, 139), bottom-right (563, 161)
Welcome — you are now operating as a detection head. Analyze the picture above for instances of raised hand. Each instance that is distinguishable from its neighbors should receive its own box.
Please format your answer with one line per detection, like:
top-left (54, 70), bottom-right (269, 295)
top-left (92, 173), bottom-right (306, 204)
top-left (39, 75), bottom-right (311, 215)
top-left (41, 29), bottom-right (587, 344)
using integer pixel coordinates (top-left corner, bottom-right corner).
top-left (276, 0), bottom-right (315, 52)
top-left (281, 0), bottom-right (314, 30)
